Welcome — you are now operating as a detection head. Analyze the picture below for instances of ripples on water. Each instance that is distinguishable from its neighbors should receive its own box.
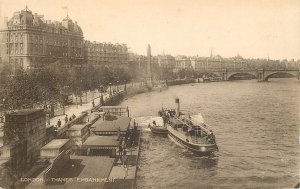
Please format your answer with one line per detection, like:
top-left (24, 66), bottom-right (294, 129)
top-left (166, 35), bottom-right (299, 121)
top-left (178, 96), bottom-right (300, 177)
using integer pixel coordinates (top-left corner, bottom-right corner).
top-left (120, 78), bottom-right (300, 189)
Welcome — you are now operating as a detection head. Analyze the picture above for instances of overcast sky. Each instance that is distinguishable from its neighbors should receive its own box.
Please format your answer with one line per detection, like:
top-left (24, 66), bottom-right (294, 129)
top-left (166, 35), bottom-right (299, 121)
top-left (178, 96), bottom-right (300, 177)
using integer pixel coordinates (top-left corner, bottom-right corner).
top-left (0, 0), bottom-right (299, 60)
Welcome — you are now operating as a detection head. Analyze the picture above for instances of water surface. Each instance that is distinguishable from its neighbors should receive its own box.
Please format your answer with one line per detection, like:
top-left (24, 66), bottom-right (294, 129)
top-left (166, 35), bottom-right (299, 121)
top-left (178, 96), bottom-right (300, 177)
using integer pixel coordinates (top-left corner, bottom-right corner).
top-left (120, 78), bottom-right (300, 189)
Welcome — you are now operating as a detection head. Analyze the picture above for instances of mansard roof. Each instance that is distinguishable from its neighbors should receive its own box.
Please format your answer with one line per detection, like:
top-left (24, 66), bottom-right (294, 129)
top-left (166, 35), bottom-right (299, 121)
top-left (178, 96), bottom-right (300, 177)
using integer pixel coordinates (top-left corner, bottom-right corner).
top-left (6, 6), bottom-right (83, 35)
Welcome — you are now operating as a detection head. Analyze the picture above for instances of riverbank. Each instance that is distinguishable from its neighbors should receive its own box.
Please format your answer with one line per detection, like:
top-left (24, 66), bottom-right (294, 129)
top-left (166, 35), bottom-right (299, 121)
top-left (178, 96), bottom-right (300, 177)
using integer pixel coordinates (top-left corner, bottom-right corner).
top-left (166, 78), bottom-right (197, 86)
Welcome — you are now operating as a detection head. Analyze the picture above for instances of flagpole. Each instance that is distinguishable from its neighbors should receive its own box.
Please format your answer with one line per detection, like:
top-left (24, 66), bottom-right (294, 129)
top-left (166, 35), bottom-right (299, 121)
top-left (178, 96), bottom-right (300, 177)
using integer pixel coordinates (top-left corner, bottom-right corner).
top-left (62, 6), bottom-right (69, 17)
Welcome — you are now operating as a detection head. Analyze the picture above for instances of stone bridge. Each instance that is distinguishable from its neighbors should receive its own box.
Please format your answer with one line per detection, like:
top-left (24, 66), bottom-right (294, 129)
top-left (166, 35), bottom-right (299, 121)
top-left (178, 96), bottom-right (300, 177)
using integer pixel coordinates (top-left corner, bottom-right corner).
top-left (209, 69), bottom-right (300, 81)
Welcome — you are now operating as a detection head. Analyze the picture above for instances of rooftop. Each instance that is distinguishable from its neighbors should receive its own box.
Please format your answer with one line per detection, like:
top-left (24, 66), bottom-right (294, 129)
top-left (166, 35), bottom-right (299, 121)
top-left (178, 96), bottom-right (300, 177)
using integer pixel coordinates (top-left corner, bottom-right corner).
top-left (6, 109), bottom-right (43, 116)
top-left (41, 139), bottom-right (70, 149)
top-left (5, 6), bottom-right (83, 35)
top-left (82, 135), bottom-right (119, 147)
top-left (100, 106), bottom-right (127, 109)
top-left (25, 156), bottom-right (114, 189)
top-left (67, 124), bottom-right (87, 131)
top-left (93, 116), bottom-right (131, 132)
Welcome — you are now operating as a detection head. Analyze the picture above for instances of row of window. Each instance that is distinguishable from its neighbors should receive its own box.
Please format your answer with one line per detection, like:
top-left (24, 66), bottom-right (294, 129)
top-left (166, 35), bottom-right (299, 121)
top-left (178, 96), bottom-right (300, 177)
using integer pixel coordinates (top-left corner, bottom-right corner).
top-left (88, 53), bottom-right (127, 56)
top-left (10, 58), bottom-right (24, 67)
top-left (7, 32), bottom-right (24, 42)
top-left (87, 52), bottom-right (128, 55)
top-left (87, 48), bottom-right (127, 52)
top-left (88, 57), bottom-right (124, 60)
top-left (6, 33), bottom-right (81, 48)
top-left (7, 44), bottom-right (82, 56)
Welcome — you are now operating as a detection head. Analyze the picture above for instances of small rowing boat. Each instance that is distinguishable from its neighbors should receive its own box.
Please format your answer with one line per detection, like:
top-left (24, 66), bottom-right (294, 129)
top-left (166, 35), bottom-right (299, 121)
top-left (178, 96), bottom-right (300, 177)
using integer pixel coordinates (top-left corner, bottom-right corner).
top-left (148, 117), bottom-right (168, 135)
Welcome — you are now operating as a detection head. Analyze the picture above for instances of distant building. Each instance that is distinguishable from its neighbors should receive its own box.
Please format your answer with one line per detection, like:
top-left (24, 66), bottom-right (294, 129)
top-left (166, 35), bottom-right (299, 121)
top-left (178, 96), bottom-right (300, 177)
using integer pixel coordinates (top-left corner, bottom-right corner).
top-left (174, 55), bottom-right (192, 72)
top-left (0, 6), bottom-right (84, 72)
top-left (84, 40), bottom-right (129, 69)
top-left (128, 53), bottom-right (147, 77)
top-left (285, 59), bottom-right (299, 69)
top-left (157, 54), bottom-right (176, 70)
top-left (3, 109), bottom-right (46, 168)
top-left (190, 56), bottom-right (208, 71)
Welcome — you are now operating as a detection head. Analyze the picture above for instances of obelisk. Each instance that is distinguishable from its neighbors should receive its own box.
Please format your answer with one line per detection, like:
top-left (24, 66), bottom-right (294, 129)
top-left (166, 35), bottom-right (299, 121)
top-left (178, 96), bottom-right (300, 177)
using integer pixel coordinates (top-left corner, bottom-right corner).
top-left (146, 44), bottom-right (152, 87)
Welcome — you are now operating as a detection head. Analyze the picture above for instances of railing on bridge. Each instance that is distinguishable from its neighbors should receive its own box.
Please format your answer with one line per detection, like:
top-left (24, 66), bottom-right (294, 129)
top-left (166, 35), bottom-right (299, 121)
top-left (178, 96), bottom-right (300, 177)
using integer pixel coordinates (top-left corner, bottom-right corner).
top-left (204, 68), bottom-right (299, 81)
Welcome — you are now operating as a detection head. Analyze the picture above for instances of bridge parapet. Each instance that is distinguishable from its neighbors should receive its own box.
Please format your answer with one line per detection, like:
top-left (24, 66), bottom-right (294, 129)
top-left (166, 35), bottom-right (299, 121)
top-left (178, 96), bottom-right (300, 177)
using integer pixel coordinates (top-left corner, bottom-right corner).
top-left (205, 68), bottom-right (299, 81)
top-left (259, 69), bottom-right (300, 81)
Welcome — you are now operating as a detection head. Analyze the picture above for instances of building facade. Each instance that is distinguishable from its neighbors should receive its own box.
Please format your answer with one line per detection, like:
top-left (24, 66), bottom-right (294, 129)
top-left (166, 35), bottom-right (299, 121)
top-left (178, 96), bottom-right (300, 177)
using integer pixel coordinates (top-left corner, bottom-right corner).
top-left (157, 54), bottom-right (176, 70)
top-left (84, 40), bottom-right (129, 69)
top-left (0, 6), bottom-right (84, 72)
top-left (174, 55), bottom-right (192, 72)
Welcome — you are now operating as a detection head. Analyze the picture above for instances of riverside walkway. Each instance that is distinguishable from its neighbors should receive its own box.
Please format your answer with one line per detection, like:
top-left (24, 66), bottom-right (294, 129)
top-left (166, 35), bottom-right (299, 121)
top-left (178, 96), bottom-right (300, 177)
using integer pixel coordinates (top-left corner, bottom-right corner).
top-left (49, 91), bottom-right (111, 129)
top-left (49, 81), bottom-right (146, 129)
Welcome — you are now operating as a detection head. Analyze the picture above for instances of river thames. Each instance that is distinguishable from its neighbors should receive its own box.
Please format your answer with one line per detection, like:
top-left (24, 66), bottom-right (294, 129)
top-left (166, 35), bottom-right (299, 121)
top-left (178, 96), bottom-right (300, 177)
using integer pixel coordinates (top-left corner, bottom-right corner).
top-left (120, 78), bottom-right (299, 189)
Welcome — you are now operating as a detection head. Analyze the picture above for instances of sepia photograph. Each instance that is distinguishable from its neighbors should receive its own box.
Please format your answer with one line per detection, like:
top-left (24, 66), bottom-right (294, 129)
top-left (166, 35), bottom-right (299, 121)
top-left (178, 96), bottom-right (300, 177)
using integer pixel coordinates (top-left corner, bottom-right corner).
top-left (0, 0), bottom-right (299, 188)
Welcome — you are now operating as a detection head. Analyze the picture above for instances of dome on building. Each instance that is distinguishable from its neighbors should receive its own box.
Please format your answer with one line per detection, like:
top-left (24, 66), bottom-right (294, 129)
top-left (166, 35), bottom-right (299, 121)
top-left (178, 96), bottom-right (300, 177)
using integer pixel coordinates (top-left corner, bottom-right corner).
top-left (20, 6), bottom-right (34, 25)
top-left (7, 6), bottom-right (38, 26)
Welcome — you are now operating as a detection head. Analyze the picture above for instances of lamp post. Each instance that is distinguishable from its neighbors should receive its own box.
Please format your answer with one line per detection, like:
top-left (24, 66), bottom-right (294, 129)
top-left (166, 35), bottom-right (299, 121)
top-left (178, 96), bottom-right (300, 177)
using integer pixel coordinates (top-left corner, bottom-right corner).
top-left (80, 80), bottom-right (83, 106)
top-left (124, 80), bottom-right (127, 91)
top-left (109, 82), bottom-right (112, 96)
top-left (0, 98), bottom-right (5, 123)
top-left (59, 88), bottom-right (66, 115)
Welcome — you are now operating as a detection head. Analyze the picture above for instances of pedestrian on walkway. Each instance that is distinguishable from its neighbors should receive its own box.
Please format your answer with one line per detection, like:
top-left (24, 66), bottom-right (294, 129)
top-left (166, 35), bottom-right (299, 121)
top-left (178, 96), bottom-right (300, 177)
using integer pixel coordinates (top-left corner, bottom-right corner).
top-left (117, 126), bottom-right (121, 140)
top-left (122, 149), bottom-right (128, 168)
top-left (65, 115), bottom-right (68, 124)
top-left (92, 100), bottom-right (95, 107)
top-left (72, 114), bottom-right (76, 119)
top-left (122, 138), bottom-right (126, 150)
top-left (119, 144), bottom-right (123, 158)
top-left (57, 119), bottom-right (61, 128)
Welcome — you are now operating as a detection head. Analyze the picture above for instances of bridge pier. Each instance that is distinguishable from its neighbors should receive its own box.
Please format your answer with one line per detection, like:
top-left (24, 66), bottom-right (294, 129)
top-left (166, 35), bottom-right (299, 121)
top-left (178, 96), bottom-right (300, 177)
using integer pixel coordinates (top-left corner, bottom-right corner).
top-left (221, 69), bottom-right (228, 81)
top-left (257, 69), bottom-right (265, 82)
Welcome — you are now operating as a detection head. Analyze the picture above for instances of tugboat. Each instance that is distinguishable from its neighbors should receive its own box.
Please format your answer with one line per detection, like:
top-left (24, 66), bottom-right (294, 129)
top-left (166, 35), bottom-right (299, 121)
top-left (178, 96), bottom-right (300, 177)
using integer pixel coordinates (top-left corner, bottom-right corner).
top-left (148, 117), bottom-right (168, 135)
top-left (158, 98), bottom-right (218, 154)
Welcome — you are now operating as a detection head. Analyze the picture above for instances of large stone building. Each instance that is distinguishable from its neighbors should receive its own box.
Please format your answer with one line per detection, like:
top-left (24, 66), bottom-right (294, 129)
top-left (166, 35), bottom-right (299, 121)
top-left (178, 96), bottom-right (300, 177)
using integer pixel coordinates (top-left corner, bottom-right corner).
top-left (84, 40), bottom-right (129, 69)
top-left (0, 6), bottom-right (84, 72)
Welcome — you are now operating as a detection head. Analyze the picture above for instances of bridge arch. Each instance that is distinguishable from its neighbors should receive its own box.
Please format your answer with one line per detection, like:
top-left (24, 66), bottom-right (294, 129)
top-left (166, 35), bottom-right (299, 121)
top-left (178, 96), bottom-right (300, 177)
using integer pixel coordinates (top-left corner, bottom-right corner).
top-left (264, 71), bottom-right (299, 81)
top-left (227, 72), bottom-right (257, 80)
